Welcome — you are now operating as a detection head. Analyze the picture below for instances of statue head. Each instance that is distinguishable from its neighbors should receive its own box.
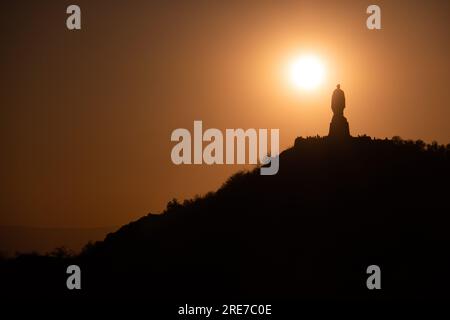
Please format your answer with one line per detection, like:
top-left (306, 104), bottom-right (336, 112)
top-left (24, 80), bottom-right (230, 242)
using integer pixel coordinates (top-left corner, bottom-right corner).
top-left (336, 84), bottom-right (341, 90)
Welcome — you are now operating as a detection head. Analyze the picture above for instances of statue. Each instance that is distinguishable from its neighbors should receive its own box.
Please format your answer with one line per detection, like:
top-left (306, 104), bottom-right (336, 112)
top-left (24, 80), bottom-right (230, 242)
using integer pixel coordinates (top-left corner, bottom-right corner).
top-left (331, 84), bottom-right (345, 116)
top-left (328, 84), bottom-right (350, 138)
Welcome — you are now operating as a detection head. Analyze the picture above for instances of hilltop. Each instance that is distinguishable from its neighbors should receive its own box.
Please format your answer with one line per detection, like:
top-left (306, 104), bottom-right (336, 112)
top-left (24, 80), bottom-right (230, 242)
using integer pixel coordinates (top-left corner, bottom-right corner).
top-left (1, 136), bottom-right (449, 300)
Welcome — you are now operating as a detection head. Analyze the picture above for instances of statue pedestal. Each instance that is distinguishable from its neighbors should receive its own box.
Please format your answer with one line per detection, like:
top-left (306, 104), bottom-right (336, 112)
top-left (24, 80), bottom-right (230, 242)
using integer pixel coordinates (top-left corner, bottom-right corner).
top-left (328, 115), bottom-right (350, 139)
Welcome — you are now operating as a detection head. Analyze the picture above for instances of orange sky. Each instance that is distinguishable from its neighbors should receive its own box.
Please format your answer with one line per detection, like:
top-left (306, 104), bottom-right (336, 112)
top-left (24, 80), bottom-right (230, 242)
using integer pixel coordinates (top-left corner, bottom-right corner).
top-left (1, 0), bottom-right (449, 228)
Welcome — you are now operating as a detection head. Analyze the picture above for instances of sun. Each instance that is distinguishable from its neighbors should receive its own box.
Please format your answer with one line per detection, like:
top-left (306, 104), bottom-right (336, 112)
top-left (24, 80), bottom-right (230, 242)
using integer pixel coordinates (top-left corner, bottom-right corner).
top-left (288, 55), bottom-right (325, 90)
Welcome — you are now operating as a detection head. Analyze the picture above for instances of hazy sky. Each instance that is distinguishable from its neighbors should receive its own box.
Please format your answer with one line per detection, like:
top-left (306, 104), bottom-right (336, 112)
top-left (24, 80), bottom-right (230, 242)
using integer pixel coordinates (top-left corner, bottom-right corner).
top-left (1, 0), bottom-right (449, 228)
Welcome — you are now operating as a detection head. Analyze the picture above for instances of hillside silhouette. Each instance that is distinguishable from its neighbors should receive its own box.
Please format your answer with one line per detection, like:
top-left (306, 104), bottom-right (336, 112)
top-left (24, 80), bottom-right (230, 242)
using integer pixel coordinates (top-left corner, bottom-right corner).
top-left (0, 226), bottom-right (116, 257)
top-left (1, 136), bottom-right (449, 300)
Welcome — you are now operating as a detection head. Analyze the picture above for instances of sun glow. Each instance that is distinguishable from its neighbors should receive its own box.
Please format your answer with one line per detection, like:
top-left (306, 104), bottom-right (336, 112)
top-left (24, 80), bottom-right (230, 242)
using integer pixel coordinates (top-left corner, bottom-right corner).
top-left (288, 55), bottom-right (325, 90)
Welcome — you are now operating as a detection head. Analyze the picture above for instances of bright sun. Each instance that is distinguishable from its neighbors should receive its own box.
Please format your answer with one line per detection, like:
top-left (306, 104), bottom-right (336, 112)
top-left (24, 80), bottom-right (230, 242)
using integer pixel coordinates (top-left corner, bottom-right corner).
top-left (288, 55), bottom-right (325, 90)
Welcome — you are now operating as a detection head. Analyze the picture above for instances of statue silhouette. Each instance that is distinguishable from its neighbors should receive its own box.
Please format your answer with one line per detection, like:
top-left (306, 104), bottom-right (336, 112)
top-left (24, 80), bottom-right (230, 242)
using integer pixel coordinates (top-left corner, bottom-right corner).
top-left (328, 84), bottom-right (350, 138)
top-left (331, 84), bottom-right (345, 117)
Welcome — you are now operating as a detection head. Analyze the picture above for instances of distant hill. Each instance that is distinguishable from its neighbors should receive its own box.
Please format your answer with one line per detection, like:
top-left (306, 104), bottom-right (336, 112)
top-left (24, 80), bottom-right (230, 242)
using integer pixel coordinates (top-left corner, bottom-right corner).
top-left (0, 226), bottom-right (116, 257)
top-left (1, 136), bottom-right (449, 300)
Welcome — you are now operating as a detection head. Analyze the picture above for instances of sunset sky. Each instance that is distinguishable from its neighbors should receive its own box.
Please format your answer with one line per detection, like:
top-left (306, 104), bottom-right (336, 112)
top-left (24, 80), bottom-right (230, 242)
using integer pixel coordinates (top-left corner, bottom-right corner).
top-left (1, 0), bottom-right (449, 229)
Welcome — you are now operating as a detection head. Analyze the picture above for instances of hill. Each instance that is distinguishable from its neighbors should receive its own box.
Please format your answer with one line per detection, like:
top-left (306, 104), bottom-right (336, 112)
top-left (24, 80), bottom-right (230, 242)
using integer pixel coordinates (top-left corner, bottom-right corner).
top-left (1, 136), bottom-right (449, 300)
top-left (0, 226), bottom-right (116, 257)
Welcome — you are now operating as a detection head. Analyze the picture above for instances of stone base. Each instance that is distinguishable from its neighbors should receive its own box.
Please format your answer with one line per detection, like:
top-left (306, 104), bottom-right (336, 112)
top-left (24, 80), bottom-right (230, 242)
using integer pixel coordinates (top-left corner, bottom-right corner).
top-left (328, 115), bottom-right (350, 138)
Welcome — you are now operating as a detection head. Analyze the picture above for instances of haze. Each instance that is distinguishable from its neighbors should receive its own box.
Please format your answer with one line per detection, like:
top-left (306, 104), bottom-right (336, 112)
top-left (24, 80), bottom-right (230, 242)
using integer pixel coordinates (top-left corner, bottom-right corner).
top-left (1, 0), bottom-right (449, 232)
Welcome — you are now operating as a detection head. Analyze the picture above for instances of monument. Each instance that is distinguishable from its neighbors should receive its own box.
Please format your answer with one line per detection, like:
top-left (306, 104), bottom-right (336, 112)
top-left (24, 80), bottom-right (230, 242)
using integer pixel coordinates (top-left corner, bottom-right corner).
top-left (328, 84), bottom-right (350, 138)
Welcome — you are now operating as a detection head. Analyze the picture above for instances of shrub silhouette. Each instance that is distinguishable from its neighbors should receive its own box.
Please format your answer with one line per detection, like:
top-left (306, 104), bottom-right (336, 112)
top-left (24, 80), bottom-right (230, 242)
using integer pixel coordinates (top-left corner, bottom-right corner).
top-left (1, 136), bottom-right (449, 300)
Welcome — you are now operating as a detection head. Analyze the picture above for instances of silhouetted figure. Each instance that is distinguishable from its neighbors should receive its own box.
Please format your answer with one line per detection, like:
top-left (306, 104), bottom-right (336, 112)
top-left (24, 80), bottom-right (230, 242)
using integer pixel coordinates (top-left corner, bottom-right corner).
top-left (331, 84), bottom-right (345, 116)
top-left (328, 84), bottom-right (350, 138)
